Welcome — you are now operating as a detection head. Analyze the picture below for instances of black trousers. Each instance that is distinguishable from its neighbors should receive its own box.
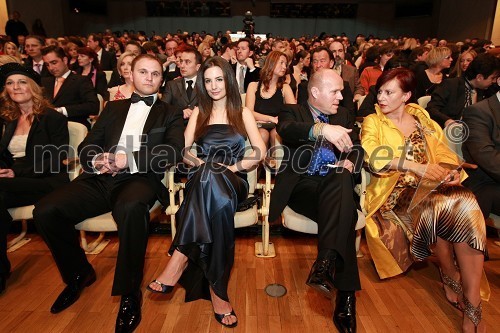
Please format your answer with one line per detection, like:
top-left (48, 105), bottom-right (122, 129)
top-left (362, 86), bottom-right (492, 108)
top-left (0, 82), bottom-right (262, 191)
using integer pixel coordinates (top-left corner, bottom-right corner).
top-left (463, 169), bottom-right (500, 218)
top-left (288, 169), bottom-right (361, 291)
top-left (0, 177), bottom-right (60, 276)
top-left (34, 173), bottom-right (156, 296)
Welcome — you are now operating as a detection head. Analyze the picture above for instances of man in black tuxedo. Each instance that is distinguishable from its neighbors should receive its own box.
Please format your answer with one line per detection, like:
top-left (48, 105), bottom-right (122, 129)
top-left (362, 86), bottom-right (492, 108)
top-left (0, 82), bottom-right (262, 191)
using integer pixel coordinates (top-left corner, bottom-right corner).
top-left (162, 46), bottom-right (201, 124)
top-left (427, 53), bottom-right (499, 128)
top-left (269, 68), bottom-right (362, 333)
top-left (297, 47), bottom-right (356, 115)
top-left (231, 38), bottom-right (260, 93)
top-left (23, 35), bottom-right (51, 78)
top-left (87, 33), bottom-right (116, 71)
top-left (34, 54), bottom-right (184, 333)
top-left (41, 45), bottom-right (99, 129)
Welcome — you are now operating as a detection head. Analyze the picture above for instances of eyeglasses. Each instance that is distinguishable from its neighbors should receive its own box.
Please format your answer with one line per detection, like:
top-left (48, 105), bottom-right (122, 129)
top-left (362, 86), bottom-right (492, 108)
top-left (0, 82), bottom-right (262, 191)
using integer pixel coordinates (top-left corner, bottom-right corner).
top-left (444, 55), bottom-right (452, 60)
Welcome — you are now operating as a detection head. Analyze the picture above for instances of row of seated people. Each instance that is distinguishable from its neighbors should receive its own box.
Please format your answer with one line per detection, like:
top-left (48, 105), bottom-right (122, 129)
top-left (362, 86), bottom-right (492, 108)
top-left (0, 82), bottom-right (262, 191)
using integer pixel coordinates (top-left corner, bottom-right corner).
top-left (1, 48), bottom-right (497, 333)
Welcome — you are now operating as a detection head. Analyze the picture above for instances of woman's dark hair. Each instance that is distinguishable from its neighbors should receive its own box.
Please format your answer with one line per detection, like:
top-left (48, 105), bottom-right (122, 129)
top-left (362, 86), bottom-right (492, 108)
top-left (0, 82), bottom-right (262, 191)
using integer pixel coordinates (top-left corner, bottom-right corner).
top-left (260, 51), bottom-right (287, 91)
top-left (77, 47), bottom-right (100, 71)
top-left (293, 50), bottom-right (309, 66)
top-left (383, 57), bottom-right (411, 72)
top-left (195, 56), bottom-right (246, 140)
top-left (375, 67), bottom-right (416, 95)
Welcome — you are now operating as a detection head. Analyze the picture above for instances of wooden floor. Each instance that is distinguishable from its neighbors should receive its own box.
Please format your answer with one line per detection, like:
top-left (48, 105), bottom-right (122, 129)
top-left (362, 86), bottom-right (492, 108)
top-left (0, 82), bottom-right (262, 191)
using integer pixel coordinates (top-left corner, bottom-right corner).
top-left (1, 230), bottom-right (499, 333)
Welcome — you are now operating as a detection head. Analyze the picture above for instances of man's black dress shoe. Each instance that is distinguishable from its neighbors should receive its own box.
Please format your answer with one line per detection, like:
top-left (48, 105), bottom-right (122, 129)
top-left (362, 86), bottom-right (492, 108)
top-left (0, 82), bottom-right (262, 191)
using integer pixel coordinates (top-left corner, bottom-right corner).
top-left (333, 291), bottom-right (357, 333)
top-left (306, 258), bottom-right (336, 298)
top-left (50, 268), bottom-right (96, 314)
top-left (115, 291), bottom-right (142, 333)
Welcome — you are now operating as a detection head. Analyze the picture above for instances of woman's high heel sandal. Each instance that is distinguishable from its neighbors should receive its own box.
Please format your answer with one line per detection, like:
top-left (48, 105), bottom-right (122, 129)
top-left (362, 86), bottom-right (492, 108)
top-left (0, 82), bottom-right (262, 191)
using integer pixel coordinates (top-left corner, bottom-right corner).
top-left (462, 295), bottom-right (482, 331)
top-left (146, 280), bottom-right (174, 294)
top-left (440, 270), bottom-right (463, 310)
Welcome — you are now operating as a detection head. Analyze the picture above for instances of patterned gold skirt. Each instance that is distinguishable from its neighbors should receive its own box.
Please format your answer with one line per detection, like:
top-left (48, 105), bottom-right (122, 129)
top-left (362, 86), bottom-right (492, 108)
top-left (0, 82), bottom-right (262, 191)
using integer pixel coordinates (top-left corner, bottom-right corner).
top-left (376, 185), bottom-right (487, 272)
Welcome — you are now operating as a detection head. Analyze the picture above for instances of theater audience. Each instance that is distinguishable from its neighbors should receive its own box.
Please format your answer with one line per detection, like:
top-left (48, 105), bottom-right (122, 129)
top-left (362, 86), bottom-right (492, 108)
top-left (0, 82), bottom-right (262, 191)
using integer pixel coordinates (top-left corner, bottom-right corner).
top-left (0, 63), bottom-right (69, 294)
top-left (360, 43), bottom-right (396, 94)
top-left (24, 35), bottom-right (51, 78)
top-left (108, 51), bottom-right (136, 101)
top-left (427, 53), bottom-right (499, 128)
top-left (64, 42), bottom-right (79, 70)
top-left (75, 47), bottom-right (109, 100)
top-left (415, 47), bottom-right (452, 99)
top-left (87, 33), bottom-right (116, 71)
top-left (41, 45), bottom-right (99, 129)
top-left (2, 42), bottom-right (22, 63)
top-left (245, 51), bottom-right (295, 149)
top-left (362, 68), bottom-right (488, 333)
top-left (147, 57), bottom-right (265, 329)
top-left (449, 49), bottom-right (477, 78)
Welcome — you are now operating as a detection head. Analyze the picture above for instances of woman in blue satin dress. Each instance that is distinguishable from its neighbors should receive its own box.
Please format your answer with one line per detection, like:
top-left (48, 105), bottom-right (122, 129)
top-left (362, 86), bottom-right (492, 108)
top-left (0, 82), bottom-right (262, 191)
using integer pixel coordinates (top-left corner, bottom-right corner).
top-left (147, 57), bottom-right (265, 328)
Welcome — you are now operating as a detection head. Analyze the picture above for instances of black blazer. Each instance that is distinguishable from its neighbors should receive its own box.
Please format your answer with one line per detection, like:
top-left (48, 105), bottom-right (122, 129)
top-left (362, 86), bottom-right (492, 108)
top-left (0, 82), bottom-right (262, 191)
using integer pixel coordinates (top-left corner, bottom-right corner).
top-left (231, 63), bottom-right (261, 92)
top-left (162, 77), bottom-right (198, 125)
top-left (163, 66), bottom-right (181, 84)
top-left (0, 108), bottom-right (69, 187)
top-left (268, 104), bottom-right (363, 221)
top-left (99, 49), bottom-right (117, 71)
top-left (297, 79), bottom-right (356, 115)
top-left (23, 57), bottom-right (52, 78)
top-left (462, 94), bottom-right (500, 185)
top-left (78, 99), bottom-right (185, 205)
top-left (42, 72), bottom-right (100, 128)
top-left (427, 77), bottom-right (485, 128)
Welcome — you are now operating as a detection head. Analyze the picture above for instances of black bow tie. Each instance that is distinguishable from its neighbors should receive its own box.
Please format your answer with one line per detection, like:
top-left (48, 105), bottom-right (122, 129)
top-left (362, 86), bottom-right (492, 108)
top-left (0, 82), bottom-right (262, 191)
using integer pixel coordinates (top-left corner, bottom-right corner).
top-left (130, 92), bottom-right (154, 106)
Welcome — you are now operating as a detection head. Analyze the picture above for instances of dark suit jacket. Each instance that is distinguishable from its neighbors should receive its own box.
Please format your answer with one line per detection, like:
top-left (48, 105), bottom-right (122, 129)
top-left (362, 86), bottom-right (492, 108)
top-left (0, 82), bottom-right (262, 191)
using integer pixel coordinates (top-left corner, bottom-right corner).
top-left (99, 49), bottom-right (117, 71)
top-left (462, 94), bottom-right (500, 185)
top-left (268, 104), bottom-right (362, 221)
top-left (0, 108), bottom-right (69, 187)
top-left (162, 77), bottom-right (198, 125)
top-left (23, 57), bottom-right (52, 78)
top-left (297, 80), bottom-right (356, 115)
top-left (342, 64), bottom-right (364, 97)
top-left (78, 99), bottom-right (185, 205)
top-left (107, 68), bottom-right (123, 89)
top-left (231, 63), bottom-right (261, 92)
top-left (427, 77), bottom-right (485, 128)
top-left (42, 72), bottom-right (100, 128)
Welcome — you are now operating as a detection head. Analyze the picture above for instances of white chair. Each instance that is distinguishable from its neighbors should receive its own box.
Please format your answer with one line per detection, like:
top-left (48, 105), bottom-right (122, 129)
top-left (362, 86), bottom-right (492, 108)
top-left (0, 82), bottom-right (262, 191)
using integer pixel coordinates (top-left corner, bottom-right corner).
top-left (75, 170), bottom-right (169, 254)
top-left (103, 70), bottom-right (113, 83)
top-left (281, 169), bottom-right (369, 256)
top-left (171, 141), bottom-right (275, 258)
top-left (417, 96), bottom-right (431, 109)
top-left (7, 122), bottom-right (88, 252)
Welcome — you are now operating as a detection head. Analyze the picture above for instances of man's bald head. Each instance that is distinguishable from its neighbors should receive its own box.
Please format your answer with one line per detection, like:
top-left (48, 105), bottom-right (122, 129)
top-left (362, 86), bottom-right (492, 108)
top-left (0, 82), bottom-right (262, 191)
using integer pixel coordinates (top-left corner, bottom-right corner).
top-left (308, 68), bottom-right (344, 115)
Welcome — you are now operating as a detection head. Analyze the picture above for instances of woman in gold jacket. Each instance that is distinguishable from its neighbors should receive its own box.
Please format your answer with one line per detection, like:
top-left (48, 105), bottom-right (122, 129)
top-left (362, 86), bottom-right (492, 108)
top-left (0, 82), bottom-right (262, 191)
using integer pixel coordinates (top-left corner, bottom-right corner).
top-left (361, 68), bottom-right (487, 333)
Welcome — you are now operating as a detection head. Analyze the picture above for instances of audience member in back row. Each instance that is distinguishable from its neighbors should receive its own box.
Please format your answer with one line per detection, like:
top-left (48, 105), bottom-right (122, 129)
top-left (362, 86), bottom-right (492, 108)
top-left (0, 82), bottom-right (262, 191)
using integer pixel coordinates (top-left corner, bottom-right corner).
top-left (245, 51), bottom-right (296, 149)
top-left (462, 76), bottom-right (500, 219)
top-left (357, 57), bottom-right (416, 117)
top-left (23, 35), bottom-right (51, 78)
top-left (449, 49), bottom-right (477, 78)
top-left (359, 42), bottom-right (396, 94)
top-left (74, 47), bottom-right (109, 100)
top-left (108, 51), bottom-right (137, 101)
top-left (297, 46), bottom-right (355, 115)
top-left (362, 67), bottom-right (488, 333)
top-left (426, 53), bottom-right (500, 128)
top-left (0, 63), bottom-right (69, 294)
top-left (162, 45), bottom-right (202, 125)
top-left (414, 47), bottom-right (452, 100)
top-left (41, 45), bottom-right (99, 129)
